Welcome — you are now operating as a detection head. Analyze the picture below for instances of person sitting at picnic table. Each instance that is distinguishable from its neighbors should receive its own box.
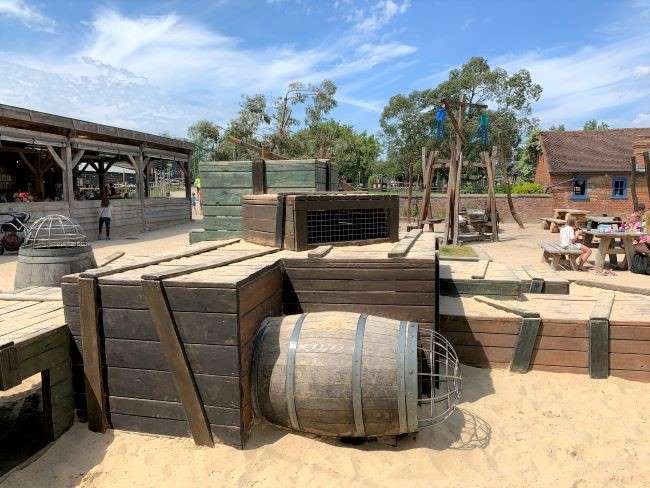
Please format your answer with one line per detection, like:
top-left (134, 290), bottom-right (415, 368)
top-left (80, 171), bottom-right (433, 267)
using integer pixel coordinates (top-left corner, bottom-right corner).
top-left (560, 216), bottom-right (592, 268)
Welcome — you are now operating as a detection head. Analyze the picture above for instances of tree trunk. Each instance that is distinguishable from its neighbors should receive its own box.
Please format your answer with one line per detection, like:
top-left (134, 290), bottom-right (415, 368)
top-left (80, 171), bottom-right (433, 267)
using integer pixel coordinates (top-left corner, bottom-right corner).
top-left (505, 175), bottom-right (525, 229)
top-left (630, 156), bottom-right (639, 211)
top-left (406, 161), bottom-right (414, 225)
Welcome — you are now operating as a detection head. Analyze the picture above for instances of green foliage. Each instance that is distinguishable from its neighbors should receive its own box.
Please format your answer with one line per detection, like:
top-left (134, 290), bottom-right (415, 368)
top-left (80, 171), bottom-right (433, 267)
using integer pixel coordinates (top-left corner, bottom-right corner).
top-left (514, 127), bottom-right (541, 182)
top-left (548, 124), bottom-right (566, 131)
top-left (495, 181), bottom-right (545, 194)
top-left (379, 56), bottom-right (542, 184)
top-left (583, 119), bottom-right (610, 130)
top-left (439, 244), bottom-right (478, 258)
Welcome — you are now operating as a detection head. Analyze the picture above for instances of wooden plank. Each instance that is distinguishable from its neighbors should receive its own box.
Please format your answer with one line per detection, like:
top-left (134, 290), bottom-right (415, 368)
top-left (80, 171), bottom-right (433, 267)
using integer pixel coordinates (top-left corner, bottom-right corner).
top-left (141, 279), bottom-right (214, 447)
top-left (307, 245), bottom-right (333, 258)
top-left (471, 260), bottom-right (490, 280)
top-left (252, 159), bottom-right (266, 194)
top-left (510, 317), bottom-right (542, 373)
top-left (473, 296), bottom-right (539, 318)
top-left (572, 280), bottom-right (650, 297)
top-left (588, 292), bottom-right (615, 379)
top-left (79, 277), bottom-right (109, 432)
top-left (0, 342), bottom-right (21, 390)
top-left (387, 229), bottom-right (422, 258)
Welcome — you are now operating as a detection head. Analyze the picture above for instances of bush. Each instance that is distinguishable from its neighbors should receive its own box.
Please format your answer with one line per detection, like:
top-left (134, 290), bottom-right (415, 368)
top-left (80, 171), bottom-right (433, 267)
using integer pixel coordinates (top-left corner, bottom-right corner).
top-left (495, 181), bottom-right (545, 194)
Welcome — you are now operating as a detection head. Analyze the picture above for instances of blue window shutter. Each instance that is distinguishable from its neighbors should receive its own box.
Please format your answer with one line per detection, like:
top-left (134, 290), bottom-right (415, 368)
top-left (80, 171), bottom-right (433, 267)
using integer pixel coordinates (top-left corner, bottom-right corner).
top-left (611, 176), bottom-right (628, 199)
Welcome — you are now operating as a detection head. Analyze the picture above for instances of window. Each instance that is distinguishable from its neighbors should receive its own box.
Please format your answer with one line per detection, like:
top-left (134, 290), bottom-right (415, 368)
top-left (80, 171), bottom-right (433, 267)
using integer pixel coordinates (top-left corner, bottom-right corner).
top-left (611, 176), bottom-right (628, 199)
top-left (572, 176), bottom-right (588, 200)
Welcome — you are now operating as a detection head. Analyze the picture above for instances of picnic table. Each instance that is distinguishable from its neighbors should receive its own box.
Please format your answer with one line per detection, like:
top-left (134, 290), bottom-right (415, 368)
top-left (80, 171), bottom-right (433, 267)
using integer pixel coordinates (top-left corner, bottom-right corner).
top-left (584, 229), bottom-right (648, 270)
top-left (554, 208), bottom-right (589, 225)
top-left (584, 215), bottom-right (622, 230)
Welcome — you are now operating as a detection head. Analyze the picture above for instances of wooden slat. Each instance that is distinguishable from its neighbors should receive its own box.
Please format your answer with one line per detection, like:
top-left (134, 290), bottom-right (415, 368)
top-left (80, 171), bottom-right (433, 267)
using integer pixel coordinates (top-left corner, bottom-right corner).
top-left (471, 260), bottom-right (490, 280)
top-left (589, 292), bottom-right (615, 379)
top-left (79, 277), bottom-right (109, 432)
top-left (387, 229), bottom-right (422, 258)
top-left (473, 296), bottom-right (539, 318)
top-left (307, 245), bottom-right (333, 258)
top-left (510, 317), bottom-right (542, 373)
top-left (142, 279), bottom-right (214, 447)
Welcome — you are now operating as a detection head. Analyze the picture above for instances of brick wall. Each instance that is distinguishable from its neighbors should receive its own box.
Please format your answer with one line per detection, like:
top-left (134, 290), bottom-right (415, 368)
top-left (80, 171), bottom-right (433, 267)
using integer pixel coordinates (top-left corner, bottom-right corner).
top-left (401, 193), bottom-right (554, 222)
top-left (545, 173), bottom-right (650, 215)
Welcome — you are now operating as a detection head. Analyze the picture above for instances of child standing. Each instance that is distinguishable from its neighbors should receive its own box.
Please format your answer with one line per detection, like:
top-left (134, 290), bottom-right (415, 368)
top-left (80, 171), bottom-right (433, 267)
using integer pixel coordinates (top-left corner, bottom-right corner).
top-left (98, 194), bottom-right (112, 240)
top-left (560, 216), bottom-right (591, 268)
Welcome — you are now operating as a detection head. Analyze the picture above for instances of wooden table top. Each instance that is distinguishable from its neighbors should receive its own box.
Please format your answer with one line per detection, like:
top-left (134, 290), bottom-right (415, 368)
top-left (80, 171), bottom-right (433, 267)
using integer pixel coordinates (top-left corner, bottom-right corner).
top-left (555, 208), bottom-right (588, 214)
top-left (586, 215), bottom-right (622, 224)
top-left (584, 230), bottom-right (648, 238)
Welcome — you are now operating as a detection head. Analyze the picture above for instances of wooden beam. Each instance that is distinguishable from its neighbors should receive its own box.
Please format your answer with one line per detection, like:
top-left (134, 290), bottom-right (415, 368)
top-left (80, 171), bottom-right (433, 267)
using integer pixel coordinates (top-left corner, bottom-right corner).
top-left (72, 149), bottom-right (85, 166)
top-left (471, 259), bottom-right (490, 279)
top-left (17, 152), bottom-right (36, 174)
top-left (79, 277), bottom-right (110, 432)
top-left (46, 145), bottom-right (65, 170)
top-left (142, 279), bottom-right (214, 447)
top-left (644, 151), bottom-right (650, 202)
top-left (307, 245), bottom-right (333, 258)
top-left (511, 316), bottom-right (542, 373)
top-left (70, 137), bottom-right (140, 156)
top-left (0, 342), bottom-right (21, 391)
top-left (571, 279), bottom-right (650, 297)
top-left (483, 149), bottom-right (499, 241)
top-left (143, 147), bottom-right (189, 162)
top-left (0, 125), bottom-right (67, 147)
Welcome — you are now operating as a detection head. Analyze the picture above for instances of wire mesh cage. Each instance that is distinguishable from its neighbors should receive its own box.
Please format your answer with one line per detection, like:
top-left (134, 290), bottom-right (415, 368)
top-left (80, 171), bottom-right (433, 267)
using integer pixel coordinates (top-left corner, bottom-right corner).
top-left (417, 327), bottom-right (462, 428)
top-left (306, 208), bottom-right (389, 245)
top-left (23, 214), bottom-right (89, 249)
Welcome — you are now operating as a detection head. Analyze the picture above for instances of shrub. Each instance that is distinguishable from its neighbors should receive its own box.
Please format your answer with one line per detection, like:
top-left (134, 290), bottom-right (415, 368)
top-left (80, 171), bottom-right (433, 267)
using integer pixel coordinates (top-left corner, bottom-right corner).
top-left (495, 181), bottom-right (545, 194)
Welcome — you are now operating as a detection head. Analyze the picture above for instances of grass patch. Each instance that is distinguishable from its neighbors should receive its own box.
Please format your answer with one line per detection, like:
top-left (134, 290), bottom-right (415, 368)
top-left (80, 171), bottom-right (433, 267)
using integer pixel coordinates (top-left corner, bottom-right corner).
top-left (439, 244), bottom-right (478, 258)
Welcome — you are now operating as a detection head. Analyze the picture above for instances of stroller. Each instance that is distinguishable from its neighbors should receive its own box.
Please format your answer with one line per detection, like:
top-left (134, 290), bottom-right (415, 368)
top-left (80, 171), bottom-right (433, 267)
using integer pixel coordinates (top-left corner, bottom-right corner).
top-left (0, 212), bottom-right (30, 254)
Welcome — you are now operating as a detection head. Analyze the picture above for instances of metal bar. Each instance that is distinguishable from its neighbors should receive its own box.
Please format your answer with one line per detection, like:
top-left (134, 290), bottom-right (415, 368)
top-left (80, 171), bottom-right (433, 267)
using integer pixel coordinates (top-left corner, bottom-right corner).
top-left (396, 321), bottom-right (407, 433)
top-left (405, 322), bottom-right (419, 432)
top-left (351, 314), bottom-right (367, 436)
top-left (286, 313), bottom-right (307, 431)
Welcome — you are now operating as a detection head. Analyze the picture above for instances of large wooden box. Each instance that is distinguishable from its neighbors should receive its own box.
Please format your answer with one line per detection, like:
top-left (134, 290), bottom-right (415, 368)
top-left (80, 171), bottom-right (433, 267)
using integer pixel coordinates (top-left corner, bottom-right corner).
top-left (242, 193), bottom-right (400, 251)
top-left (196, 159), bottom-right (338, 242)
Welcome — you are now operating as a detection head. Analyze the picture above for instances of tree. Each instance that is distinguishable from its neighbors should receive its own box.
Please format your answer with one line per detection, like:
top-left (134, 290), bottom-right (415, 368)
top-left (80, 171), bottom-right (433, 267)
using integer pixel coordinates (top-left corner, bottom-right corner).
top-left (380, 56), bottom-right (542, 185)
top-left (548, 124), bottom-right (566, 131)
top-left (583, 119), bottom-right (610, 130)
top-left (186, 120), bottom-right (221, 178)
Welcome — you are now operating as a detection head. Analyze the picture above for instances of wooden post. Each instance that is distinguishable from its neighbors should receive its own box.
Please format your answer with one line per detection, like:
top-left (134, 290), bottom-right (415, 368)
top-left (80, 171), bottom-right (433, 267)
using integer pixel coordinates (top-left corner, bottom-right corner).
top-left (418, 150), bottom-right (437, 227)
top-left (79, 277), bottom-right (109, 432)
top-left (443, 146), bottom-right (456, 244)
top-left (142, 279), bottom-right (214, 447)
top-left (588, 292), bottom-right (614, 379)
top-left (484, 149), bottom-right (498, 241)
top-left (630, 156), bottom-right (639, 211)
top-left (405, 159), bottom-right (414, 226)
top-left (452, 152), bottom-right (463, 245)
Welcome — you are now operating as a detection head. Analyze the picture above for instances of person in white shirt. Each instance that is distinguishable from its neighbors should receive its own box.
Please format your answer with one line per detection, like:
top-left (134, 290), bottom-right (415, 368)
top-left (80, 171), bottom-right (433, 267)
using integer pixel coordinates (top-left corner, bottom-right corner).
top-left (559, 216), bottom-right (591, 267)
top-left (98, 193), bottom-right (112, 240)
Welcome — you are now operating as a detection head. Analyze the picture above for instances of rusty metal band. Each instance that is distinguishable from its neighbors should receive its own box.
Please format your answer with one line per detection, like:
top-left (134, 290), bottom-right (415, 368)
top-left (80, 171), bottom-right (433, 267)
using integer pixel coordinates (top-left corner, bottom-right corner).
top-left (352, 314), bottom-right (367, 437)
top-left (251, 322), bottom-right (271, 420)
top-left (405, 322), bottom-right (419, 433)
top-left (396, 321), bottom-right (408, 433)
top-left (286, 313), bottom-right (307, 431)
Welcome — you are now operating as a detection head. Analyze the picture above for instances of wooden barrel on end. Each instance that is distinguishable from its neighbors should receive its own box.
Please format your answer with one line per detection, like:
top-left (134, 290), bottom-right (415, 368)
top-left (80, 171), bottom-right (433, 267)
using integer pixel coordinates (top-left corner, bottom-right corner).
top-left (252, 312), bottom-right (419, 438)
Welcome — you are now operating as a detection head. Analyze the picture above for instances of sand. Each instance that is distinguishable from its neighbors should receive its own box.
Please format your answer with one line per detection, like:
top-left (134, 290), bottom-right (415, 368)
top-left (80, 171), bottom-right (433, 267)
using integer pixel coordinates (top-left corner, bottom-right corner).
top-left (1, 221), bottom-right (650, 487)
top-left (2, 365), bottom-right (649, 488)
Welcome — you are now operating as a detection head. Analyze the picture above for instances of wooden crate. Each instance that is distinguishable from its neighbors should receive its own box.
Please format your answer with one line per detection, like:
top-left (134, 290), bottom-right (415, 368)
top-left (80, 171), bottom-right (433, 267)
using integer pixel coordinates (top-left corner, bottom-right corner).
top-left (62, 240), bottom-right (283, 448)
top-left (242, 193), bottom-right (400, 251)
top-left (198, 159), bottom-right (337, 240)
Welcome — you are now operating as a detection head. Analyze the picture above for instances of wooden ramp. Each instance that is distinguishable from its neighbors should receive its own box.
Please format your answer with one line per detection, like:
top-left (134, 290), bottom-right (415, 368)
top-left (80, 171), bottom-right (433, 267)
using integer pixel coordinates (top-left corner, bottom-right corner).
top-left (0, 287), bottom-right (74, 441)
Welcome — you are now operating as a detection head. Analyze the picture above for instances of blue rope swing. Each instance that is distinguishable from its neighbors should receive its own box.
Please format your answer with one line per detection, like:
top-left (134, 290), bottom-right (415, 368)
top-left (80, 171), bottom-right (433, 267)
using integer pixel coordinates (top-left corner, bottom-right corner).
top-left (434, 107), bottom-right (446, 140)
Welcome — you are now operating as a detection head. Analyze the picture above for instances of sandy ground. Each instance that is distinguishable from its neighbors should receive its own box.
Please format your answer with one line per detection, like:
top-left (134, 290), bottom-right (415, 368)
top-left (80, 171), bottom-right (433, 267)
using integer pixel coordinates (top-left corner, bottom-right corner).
top-left (2, 366), bottom-right (649, 488)
top-left (1, 220), bottom-right (650, 487)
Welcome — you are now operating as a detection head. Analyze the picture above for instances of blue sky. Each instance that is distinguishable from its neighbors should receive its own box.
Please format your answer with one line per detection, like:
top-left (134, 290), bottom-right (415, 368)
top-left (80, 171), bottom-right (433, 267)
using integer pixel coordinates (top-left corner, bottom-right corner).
top-left (0, 0), bottom-right (649, 139)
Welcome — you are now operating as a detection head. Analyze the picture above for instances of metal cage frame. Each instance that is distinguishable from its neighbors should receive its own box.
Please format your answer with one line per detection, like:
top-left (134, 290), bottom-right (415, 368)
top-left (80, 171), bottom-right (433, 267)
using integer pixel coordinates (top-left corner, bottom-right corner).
top-left (23, 214), bottom-right (88, 249)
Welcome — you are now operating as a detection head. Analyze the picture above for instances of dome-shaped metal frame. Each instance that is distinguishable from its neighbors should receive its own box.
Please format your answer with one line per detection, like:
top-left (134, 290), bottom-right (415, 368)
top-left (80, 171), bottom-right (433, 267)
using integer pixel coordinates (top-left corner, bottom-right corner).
top-left (23, 214), bottom-right (89, 249)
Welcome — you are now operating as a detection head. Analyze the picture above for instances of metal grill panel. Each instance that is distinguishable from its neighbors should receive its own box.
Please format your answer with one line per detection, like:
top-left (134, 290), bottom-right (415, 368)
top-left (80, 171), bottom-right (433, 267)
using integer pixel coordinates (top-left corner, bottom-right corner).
top-left (306, 208), bottom-right (389, 245)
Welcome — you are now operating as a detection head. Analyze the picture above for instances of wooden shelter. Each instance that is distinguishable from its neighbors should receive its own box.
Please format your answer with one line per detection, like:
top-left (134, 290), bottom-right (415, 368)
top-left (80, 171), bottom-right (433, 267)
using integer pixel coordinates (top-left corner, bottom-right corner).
top-left (0, 104), bottom-right (193, 239)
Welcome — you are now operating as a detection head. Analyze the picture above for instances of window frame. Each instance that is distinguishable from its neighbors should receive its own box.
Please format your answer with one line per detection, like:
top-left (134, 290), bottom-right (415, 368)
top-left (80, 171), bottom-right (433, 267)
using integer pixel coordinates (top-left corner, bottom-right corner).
top-left (611, 175), bottom-right (628, 200)
top-left (571, 175), bottom-right (589, 201)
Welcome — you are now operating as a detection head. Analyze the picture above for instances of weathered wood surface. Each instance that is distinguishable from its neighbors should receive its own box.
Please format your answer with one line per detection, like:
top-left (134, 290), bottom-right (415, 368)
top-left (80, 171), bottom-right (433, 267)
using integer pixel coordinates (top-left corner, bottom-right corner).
top-left (0, 287), bottom-right (74, 440)
top-left (441, 294), bottom-right (650, 381)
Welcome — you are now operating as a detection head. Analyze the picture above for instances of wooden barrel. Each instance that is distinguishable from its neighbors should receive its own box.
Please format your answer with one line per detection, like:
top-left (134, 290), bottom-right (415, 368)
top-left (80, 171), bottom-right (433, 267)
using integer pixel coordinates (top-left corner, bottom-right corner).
top-left (14, 246), bottom-right (97, 289)
top-left (252, 312), bottom-right (419, 438)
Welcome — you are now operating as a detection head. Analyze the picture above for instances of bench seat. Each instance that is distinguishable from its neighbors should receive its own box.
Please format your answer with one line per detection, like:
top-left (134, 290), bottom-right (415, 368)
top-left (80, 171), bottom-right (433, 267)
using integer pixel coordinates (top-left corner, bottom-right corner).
top-left (539, 240), bottom-right (582, 270)
top-left (540, 217), bottom-right (566, 232)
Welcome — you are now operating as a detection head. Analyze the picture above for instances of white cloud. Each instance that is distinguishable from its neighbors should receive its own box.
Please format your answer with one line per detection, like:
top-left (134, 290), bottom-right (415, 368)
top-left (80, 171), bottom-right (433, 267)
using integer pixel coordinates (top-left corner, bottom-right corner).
top-left (0, 8), bottom-right (416, 136)
top-left (351, 0), bottom-right (410, 33)
top-left (0, 0), bottom-right (55, 32)
top-left (494, 33), bottom-right (650, 127)
top-left (632, 112), bottom-right (650, 127)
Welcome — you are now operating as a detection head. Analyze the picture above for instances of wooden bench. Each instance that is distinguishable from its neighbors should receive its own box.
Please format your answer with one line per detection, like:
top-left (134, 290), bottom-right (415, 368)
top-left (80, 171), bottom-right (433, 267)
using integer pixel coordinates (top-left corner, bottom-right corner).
top-left (0, 287), bottom-right (74, 443)
top-left (539, 241), bottom-right (582, 270)
top-left (540, 218), bottom-right (566, 233)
